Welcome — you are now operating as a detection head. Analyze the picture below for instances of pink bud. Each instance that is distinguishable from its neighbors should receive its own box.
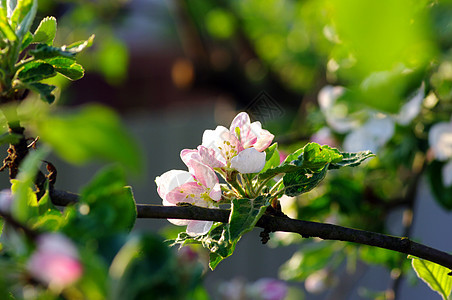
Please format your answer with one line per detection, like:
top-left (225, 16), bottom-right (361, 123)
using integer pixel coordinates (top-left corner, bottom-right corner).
top-left (27, 234), bottom-right (83, 290)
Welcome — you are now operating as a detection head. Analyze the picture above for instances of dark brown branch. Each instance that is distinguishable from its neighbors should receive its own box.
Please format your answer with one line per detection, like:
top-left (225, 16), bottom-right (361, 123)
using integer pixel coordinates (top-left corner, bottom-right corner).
top-left (49, 189), bottom-right (452, 273)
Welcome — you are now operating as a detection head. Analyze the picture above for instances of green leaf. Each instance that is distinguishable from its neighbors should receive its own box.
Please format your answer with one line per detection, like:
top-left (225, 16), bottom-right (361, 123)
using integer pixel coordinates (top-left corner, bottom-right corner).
top-left (31, 209), bottom-right (65, 231)
top-left (10, 0), bottom-right (36, 41)
top-left (0, 10), bottom-right (17, 41)
top-left (20, 30), bottom-right (32, 50)
top-left (259, 143), bottom-right (342, 180)
top-left (32, 16), bottom-right (56, 45)
top-left (283, 165), bottom-right (329, 197)
top-left (259, 143), bottom-right (373, 184)
top-left (65, 34), bottom-right (95, 53)
top-left (80, 165), bottom-right (137, 232)
top-left (23, 82), bottom-right (55, 103)
top-left (329, 151), bottom-right (375, 169)
top-left (0, 132), bottom-right (21, 145)
top-left (17, 60), bottom-right (55, 82)
top-left (44, 57), bottom-right (84, 80)
top-left (261, 143), bottom-right (280, 173)
top-left (29, 43), bottom-right (76, 59)
top-left (10, 148), bottom-right (48, 223)
top-left (37, 105), bottom-right (142, 172)
top-left (228, 196), bottom-right (271, 242)
top-left (302, 143), bottom-right (342, 170)
top-left (410, 256), bottom-right (452, 300)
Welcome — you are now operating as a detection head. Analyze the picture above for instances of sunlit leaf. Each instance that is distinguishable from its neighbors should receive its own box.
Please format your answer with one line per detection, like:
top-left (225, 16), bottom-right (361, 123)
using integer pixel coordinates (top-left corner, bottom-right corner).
top-left (10, 0), bottom-right (36, 40)
top-left (44, 57), bottom-right (84, 80)
top-left (32, 16), bottom-right (56, 45)
top-left (228, 196), bottom-right (271, 242)
top-left (17, 60), bottom-right (55, 82)
top-left (410, 256), bottom-right (452, 300)
top-left (29, 43), bottom-right (76, 59)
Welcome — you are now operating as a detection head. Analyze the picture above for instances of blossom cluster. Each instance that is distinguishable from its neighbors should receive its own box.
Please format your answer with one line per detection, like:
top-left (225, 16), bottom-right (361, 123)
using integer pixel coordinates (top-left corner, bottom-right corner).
top-left (156, 112), bottom-right (274, 235)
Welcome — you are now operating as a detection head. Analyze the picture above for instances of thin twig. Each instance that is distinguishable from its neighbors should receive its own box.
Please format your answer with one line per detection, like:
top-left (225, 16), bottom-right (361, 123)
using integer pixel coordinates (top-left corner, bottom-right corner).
top-left (49, 189), bottom-right (452, 273)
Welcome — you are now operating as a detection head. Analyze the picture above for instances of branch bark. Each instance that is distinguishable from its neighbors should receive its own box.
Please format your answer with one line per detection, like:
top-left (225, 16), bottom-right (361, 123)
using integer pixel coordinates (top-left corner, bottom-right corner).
top-left (50, 189), bottom-right (452, 273)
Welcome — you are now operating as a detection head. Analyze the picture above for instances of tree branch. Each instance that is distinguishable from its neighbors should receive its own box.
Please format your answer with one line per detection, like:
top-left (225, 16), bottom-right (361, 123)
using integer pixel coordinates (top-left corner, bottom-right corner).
top-left (50, 189), bottom-right (452, 273)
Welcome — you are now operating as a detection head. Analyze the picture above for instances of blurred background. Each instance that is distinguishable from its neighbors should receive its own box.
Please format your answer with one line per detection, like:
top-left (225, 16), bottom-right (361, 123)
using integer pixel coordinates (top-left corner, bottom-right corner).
top-left (7, 0), bottom-right (452, 299)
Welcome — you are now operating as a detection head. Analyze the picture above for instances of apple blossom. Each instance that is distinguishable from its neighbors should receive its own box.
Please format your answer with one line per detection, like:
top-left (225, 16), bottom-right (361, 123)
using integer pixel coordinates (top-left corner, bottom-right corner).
top-left (201, 112), bottom-right (274, 173)
top-left (156, 157), bottom-right (221, 235)
top-left (27, 233), bottom-right (82, 290)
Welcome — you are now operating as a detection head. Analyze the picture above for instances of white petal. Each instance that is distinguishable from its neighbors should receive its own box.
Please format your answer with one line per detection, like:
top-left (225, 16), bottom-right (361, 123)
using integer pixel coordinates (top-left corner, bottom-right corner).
top-left (186, 220), bottom-right (213, 236)
top-left (429, 122), bottom-right (452, 161)
top-left (230, 148), bottom-right (266, 174)
top-left (156, 170), bottom-right (194, 200)
top-left (396, 84), bottom-right (424, 125)
top-left (343, 117), bottom-right (394, 153)
top-left (318, 85), bottom-right (359, 133)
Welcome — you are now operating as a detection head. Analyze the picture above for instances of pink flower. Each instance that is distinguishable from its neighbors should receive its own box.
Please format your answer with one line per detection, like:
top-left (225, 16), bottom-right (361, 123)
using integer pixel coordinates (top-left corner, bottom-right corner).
top-left (202, 112), bottom-right (274, 173)
top-left (27, 234), bottom-right (82, 290)
top-left (156, 156), bottom-right (221, 235)
top-left (249, 278), bottom-right (288, 300)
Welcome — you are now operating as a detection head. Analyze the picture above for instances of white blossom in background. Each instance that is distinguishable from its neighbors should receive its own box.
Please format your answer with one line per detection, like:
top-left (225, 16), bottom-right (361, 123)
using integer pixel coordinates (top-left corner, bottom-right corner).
top-left (396, 84), bottom-right (425, 125)
top-left (343, 116), bottom-right (395, 153)
top-left (318, 85), bottom-right (361, 133)
top-left (316, 84), bottom-right (425, 154)
top-left (428, 121), bottom-right (452, 161)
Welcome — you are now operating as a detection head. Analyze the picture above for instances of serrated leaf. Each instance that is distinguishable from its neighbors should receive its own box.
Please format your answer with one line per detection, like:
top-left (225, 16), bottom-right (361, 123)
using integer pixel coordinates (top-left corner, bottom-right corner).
top-left (29, 43), bottom-right (76, 59)
top-left (17, 60), bottom-right (55, 82)
top-left (44, 57), bottom-right (84, 80)
top-left (302, 143), bottom-right (342, 170)
top-left (228, 196), bottom-right (271, 242)
top-left (283, 165), bottom-right (329, 197)
top-left (259, 143), bottom-right (342, 180)
top-left (23, 82), bottom-right (55, 103)
top-left (32, 16), bottom-right (56, 45)
top-left (410, 256), bottom-right (452, 300)
top-left (37, 105), bottom-right (142, 171)
top-left (329, 151), bottom-right (375, 169)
